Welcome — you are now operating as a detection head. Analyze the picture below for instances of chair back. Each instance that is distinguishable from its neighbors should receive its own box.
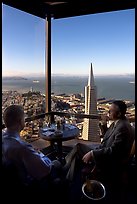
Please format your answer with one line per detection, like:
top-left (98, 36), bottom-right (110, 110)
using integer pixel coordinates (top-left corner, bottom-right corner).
top-left (2, 161), bottom-right (24, 190)
top-left (127, 125), bottom-right (135, 164)
top-left (130, 139), bottom-right (135, 158)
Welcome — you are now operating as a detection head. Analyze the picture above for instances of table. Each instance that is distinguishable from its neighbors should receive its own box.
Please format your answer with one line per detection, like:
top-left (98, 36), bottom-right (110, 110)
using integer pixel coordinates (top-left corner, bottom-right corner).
top-left (38, 123), bottom-right (80, 163)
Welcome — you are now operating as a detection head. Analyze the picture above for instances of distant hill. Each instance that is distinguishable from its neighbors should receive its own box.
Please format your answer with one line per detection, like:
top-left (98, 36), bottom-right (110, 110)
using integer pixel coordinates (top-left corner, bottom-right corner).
top-left (2, 76), bottom-right (28, 80)
top-left (2, 73), bottom-right (134, 79)
top-left (52, 73), bottom-right (135, 78)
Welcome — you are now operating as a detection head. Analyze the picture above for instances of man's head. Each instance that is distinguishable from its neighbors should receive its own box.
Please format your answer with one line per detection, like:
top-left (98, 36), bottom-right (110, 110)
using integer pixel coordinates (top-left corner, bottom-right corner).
top-left (3, 105), bottom-right (25, 132)
top-left (108, 100), bottom-right (127, 121)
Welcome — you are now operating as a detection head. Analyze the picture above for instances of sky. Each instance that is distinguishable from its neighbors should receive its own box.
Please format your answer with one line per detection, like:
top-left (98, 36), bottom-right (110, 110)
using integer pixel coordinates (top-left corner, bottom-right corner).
top-left (2, 4), bottom-right (135, 77)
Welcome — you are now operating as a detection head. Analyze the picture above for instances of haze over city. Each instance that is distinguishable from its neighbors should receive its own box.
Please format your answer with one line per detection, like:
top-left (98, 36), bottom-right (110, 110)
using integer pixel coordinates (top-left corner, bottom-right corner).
top-left (2, 4), bottom-right (135, 77)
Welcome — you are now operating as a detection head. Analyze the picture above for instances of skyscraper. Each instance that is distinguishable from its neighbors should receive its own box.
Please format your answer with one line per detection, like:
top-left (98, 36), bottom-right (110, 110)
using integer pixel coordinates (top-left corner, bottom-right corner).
top-left (82, 63), bottom-right (100, 142)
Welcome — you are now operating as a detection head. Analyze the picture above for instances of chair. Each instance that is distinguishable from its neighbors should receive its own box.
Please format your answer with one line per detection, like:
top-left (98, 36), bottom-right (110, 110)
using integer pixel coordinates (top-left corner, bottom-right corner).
top-left (2, 161), bottom-right (31, 191)
top-left (130, 139), bottom-right (135, 159)
top-left (122, 139), bottom-right (135, 185)
top-left (125, 125), bottom-right (135, 175)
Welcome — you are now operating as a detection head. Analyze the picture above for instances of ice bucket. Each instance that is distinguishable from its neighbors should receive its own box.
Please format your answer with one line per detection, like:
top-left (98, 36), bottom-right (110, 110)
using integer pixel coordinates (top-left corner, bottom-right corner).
top-left (82, 179), bottom-right (106, 201)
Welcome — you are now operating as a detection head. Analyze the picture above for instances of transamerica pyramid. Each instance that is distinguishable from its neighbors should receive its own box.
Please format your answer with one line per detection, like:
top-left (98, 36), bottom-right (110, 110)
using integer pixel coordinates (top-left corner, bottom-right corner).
top-left (82, 63), bottom-right (100, 142)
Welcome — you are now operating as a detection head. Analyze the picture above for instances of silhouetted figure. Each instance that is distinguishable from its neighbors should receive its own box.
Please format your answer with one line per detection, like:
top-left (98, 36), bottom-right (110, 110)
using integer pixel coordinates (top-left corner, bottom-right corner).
top-left (2, 105), bottom-right (68, 202)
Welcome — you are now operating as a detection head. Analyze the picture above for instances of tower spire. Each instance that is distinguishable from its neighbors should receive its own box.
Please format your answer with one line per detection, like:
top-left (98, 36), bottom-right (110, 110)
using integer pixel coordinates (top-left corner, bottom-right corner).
top-left (88, 63), bottom-right (95, 87)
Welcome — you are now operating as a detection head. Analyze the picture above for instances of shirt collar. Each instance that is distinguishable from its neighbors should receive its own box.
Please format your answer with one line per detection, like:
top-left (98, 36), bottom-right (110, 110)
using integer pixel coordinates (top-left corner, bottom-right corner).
top-left (3, 129), bottom-right (21, 140)
top-left (114, 119), bottom-right (119, 127)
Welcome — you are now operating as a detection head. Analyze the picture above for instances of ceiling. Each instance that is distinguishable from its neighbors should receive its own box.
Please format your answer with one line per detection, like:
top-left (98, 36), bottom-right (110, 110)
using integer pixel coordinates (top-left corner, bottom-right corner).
top-left (2, 0), bottom-right (135, 19)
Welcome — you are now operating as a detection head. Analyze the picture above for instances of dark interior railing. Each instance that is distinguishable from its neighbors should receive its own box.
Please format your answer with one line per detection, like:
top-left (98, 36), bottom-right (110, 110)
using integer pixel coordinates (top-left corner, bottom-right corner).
top-left (2, 111), bottom-right (101, 129)
top-left (2, 111), bottom-right (135, 129)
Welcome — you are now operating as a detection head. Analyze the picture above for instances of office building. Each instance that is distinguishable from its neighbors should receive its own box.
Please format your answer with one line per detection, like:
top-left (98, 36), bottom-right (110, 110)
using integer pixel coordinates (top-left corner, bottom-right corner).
top-left (82, 63), bottom-right (100, 142)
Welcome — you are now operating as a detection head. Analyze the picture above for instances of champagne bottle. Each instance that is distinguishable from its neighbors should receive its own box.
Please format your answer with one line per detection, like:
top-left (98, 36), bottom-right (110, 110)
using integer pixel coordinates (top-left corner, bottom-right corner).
top-left (86, 177), bottom-right (92, 192)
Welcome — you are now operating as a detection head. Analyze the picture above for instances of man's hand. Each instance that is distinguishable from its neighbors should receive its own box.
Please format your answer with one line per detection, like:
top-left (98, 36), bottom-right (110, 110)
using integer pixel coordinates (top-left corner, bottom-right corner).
top-left (82, 151), bottom-right (94, 164)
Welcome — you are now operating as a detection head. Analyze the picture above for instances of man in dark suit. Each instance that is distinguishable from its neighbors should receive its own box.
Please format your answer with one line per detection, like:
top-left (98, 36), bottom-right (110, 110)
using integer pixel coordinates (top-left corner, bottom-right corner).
top-left (64, 100), bottom-right (135, 184)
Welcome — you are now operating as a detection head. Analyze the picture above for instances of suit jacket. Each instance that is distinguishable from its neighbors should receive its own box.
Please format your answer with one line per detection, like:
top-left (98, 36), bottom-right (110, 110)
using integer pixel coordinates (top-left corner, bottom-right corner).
top-left (93, 118), bottom-right (135, 174)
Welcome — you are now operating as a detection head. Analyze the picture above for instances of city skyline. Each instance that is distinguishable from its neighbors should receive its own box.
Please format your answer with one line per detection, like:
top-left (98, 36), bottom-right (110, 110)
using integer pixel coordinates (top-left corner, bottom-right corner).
top-left (2, 4), bottom-right (135, 77)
